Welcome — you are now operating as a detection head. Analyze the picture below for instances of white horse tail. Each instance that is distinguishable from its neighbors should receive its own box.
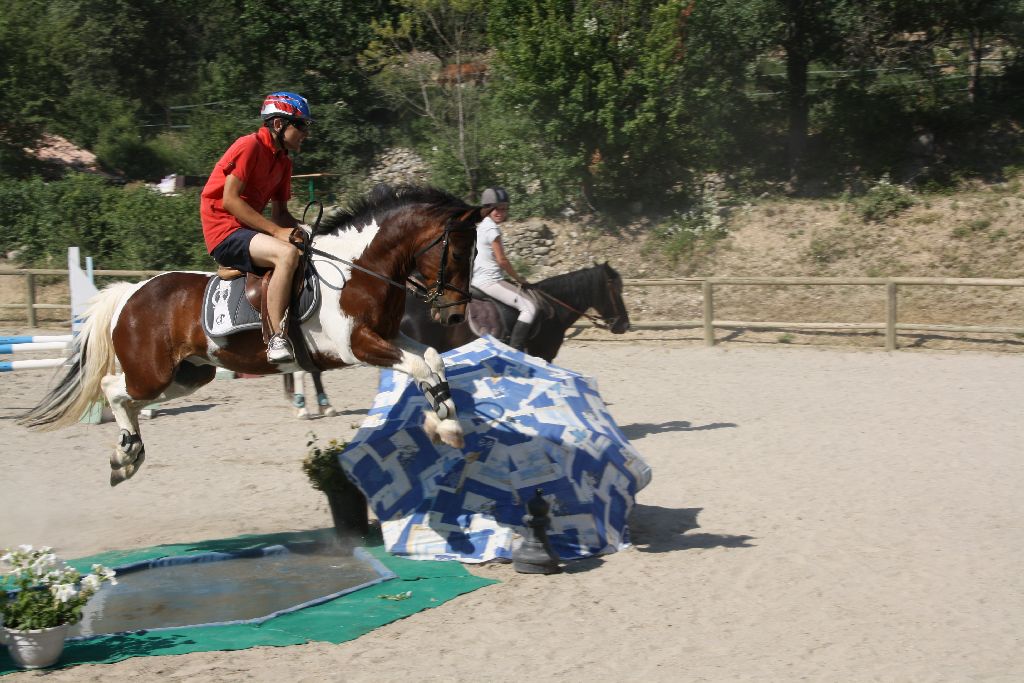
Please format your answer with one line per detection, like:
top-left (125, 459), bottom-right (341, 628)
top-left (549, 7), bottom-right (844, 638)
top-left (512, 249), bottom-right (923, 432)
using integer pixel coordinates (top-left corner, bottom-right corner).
top-left (19, 282), bottom-right (134, 430)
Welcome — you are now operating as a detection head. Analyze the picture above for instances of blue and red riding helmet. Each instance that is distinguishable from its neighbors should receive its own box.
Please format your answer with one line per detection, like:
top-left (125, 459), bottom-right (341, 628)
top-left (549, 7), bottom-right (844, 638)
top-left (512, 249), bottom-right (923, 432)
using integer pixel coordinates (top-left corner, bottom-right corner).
top-left (260, 92), bottom-right (313, 123)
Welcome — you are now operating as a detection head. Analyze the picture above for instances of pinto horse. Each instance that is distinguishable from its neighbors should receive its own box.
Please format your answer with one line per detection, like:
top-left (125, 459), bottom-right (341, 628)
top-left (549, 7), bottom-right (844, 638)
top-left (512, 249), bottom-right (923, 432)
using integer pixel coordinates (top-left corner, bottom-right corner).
top-left (20, 185), bottom-right (486, 485)
top-left (400, 261), bottom-right (630, 362)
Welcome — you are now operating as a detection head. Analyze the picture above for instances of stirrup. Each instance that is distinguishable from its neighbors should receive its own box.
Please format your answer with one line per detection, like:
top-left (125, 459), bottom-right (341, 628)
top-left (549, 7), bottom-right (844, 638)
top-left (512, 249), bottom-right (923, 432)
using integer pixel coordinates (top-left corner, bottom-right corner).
top-left (267, 333), bottom-right (294, 364)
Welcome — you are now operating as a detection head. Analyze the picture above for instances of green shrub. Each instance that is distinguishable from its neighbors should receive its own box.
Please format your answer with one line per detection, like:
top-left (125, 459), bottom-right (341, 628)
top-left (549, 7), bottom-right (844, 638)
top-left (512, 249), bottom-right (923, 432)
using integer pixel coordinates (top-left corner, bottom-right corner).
top-left (851, 176), bottom-right (915, 222)
top-left (951, 218), bottom-right (993, 240)
top-left (302, 437), bottom-right (350, 493)
top-left (652, 196), bottom-right (730, 263)
top-left (805, 235), bottom-right (847, 264)
top-left (0, 173), bottom-right (211, 270)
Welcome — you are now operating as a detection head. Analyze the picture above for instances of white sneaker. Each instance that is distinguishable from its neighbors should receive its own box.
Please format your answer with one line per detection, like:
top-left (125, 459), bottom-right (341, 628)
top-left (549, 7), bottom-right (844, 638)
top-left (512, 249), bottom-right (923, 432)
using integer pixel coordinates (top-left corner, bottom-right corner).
top-left (267, 333), bottom-right (295, 364)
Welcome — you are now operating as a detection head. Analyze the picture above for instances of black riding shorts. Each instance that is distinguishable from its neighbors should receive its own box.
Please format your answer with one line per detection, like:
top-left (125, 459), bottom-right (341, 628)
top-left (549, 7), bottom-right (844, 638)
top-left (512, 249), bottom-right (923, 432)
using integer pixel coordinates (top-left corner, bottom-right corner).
top-left (210, 228), bottom-right (268, 275)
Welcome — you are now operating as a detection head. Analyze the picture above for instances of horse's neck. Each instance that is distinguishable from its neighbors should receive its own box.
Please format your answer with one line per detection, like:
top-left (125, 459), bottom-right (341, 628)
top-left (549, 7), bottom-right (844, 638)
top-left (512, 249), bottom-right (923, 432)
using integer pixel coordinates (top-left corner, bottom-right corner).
top-left (312, 220), bottom-right (415, 283)
top-left (540, 270), bottom-right (599, 327)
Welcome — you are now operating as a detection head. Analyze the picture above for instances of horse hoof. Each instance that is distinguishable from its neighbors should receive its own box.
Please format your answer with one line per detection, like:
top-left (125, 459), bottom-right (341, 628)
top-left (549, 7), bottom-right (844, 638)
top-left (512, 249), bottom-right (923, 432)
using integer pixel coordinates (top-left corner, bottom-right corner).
top-left (109, 450), bottom-right (145, 486)
top-left (296, 409), bottom-right (311, 420)
top-left (437, 419), bottom-right (464, 449)
top-left (422, 411), bottom-right (441, 443)
top-left (113, 430), bottom-right (144, 465)
top-left (321, 406), bottom-right (337, 418)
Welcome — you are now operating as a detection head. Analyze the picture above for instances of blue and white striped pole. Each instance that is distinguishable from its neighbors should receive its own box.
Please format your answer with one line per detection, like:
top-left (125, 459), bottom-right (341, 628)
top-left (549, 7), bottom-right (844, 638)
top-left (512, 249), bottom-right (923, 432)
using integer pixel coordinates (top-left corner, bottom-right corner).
top-left (0, 358), bottom-right (66, 372)
top-left (0, 335), bottom-right (73, 345)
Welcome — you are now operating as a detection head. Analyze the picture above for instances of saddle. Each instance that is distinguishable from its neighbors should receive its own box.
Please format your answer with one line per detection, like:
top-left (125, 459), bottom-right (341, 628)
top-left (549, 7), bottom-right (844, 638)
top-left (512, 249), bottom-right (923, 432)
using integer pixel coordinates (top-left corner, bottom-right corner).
top-left (203, 265), bottom-right (321, 371)
top-left (466, 287), bottom-right (553, 343)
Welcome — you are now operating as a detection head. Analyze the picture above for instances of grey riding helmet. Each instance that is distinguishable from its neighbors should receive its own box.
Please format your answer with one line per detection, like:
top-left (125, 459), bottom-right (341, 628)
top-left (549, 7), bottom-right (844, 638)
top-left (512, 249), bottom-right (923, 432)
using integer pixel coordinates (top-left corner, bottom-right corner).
top-left (480, 187), bottom-right (510, 205)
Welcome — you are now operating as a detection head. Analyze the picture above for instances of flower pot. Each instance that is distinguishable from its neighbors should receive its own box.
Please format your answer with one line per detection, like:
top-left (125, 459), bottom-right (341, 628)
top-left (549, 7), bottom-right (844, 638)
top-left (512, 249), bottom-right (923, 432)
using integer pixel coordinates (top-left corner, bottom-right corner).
top-left (2, 623), bottom-right (70, 669)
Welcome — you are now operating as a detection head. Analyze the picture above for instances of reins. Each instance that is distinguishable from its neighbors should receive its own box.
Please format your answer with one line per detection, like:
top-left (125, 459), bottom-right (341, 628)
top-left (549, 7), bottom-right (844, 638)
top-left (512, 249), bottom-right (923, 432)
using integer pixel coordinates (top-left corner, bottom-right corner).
top-left (533, 270), bottom-right (624, 330)
top-left (298, 205), bottom-right (473, 307)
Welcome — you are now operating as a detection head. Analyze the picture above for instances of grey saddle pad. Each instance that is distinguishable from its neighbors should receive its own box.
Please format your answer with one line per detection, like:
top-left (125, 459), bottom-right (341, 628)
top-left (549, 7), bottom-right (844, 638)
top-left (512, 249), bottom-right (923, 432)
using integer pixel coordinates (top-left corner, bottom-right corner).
top-left (201, 270), bottom-right (320, 338)
top-left (466, 287), bottom-right (549, 340)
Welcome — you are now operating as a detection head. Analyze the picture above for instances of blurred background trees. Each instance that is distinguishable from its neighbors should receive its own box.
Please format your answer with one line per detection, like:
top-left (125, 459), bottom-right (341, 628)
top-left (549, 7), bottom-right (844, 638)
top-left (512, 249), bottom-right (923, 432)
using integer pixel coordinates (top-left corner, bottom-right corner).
top-left (2, 0), bottom-right (1024, 266)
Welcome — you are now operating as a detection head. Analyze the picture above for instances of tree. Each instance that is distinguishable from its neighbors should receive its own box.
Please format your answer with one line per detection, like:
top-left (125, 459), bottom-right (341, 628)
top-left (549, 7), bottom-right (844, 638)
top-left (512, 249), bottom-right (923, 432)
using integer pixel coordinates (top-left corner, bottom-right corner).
top-left (0, 0), bottom-right (63, 176)
top-left (363, 0), bottom-right (490, 197)
top-left (489, 0), bottom-right (763, 210)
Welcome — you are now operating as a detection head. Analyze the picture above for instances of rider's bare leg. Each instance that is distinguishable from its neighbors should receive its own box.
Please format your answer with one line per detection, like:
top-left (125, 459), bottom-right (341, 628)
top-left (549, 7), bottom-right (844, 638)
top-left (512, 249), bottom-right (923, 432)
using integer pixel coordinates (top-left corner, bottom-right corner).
top-left (248, 233), bottom-right (299, 335)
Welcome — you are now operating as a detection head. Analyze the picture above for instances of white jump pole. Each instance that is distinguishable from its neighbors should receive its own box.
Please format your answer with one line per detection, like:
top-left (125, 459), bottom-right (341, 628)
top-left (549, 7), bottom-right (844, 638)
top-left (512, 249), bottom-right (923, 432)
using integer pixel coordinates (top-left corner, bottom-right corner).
top-left (68, 247), bottom-right (107, 423)
top-left (69, 246), bottom-right (99, 334)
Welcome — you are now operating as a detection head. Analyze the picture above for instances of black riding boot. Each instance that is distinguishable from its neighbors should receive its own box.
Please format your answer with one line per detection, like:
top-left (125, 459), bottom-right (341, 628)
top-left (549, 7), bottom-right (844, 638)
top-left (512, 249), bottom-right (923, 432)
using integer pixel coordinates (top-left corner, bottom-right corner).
top-left (508, 320), bottom-right (531, 351)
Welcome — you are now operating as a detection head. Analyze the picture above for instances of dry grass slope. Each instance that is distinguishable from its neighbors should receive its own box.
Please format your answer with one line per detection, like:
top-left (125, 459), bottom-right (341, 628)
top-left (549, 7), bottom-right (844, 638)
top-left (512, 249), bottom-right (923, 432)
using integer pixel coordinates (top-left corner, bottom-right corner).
top-left (4, 177), bottom-right (1024, 351)
top-left (504, 176), bottom-right (1024, 352)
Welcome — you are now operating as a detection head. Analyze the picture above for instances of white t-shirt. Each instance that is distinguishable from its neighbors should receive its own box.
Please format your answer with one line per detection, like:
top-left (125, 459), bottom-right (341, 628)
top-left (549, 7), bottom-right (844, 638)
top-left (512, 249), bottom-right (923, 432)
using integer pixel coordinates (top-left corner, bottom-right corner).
top-left (472, 216), bottom-right (504, 285)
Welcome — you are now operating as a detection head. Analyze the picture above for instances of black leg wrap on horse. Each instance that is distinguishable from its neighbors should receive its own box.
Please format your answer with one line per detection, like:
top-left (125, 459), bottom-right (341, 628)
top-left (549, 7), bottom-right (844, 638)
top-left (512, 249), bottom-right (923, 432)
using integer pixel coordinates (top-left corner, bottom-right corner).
top-left (119, 430), bottom-right (143, 450)
top-left (426, 381), bottom-right (451, 405)
top-left (418, 379), bottom-right (451, 410)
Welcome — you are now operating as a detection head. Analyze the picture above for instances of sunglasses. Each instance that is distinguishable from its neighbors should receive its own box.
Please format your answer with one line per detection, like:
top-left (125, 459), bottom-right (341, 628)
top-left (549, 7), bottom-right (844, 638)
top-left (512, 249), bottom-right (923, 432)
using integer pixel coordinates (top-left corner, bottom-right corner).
top-left (289, 119), bottom-right (311, 132)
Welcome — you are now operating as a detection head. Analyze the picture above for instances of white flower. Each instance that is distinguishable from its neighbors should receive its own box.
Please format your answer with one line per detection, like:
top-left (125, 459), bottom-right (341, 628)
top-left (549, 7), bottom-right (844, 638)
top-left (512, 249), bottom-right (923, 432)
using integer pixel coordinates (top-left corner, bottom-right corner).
top-left (31, 552), bottom-right (59, 575)
top-left (51, 583), bottom-right (79, 603)
top-left (93, 565), bottom-right (117, 585)
top-left (81, 574), bottom-right (102, 592)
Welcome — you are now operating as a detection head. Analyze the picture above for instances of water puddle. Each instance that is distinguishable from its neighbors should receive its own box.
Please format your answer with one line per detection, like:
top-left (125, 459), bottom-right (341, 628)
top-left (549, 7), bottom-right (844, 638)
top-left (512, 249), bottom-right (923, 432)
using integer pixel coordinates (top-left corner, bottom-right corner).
top-left (69, 543), bottom-right (393, 637)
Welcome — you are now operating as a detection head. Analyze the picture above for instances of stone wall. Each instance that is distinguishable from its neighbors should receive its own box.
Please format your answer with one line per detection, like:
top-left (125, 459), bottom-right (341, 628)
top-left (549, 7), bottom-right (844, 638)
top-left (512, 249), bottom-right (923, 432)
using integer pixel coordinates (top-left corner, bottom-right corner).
top-left (366, 147), bottom-right (430, 188)
top-left (501, 222), bottom-right (560, 275)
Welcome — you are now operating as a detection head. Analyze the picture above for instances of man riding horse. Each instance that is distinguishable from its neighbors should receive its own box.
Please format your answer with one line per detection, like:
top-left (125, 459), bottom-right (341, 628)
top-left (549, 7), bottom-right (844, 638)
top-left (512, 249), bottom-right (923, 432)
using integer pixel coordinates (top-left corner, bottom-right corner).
top-left (200, 91), bottom-right (313, 364)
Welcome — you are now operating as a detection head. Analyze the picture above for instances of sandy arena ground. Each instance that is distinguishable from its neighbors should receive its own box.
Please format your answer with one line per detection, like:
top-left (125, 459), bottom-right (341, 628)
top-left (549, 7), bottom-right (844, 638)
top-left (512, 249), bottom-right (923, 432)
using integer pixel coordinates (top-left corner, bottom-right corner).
top-left (1, 330), bottom-right (1022, 682)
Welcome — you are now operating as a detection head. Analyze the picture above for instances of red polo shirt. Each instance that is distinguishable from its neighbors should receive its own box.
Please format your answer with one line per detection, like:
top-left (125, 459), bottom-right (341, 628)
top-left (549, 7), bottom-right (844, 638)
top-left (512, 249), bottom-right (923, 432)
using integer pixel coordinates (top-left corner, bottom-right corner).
top-left (200, 126), bottom-right (293, 252)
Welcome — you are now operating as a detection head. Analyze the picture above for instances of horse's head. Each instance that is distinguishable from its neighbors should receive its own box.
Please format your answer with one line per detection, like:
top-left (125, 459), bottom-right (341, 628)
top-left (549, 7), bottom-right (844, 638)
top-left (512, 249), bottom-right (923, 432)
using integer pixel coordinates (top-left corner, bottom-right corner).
top-left (413, 205), bottom-right (491, 326)
top-left (595, 262), bottom-right (630, 333)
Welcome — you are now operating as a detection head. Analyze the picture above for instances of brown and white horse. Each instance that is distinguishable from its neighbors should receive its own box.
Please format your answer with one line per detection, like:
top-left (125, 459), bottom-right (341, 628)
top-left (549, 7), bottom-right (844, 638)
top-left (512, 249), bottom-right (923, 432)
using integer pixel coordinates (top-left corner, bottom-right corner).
top-left (21, 185), bottom-right (486, 485)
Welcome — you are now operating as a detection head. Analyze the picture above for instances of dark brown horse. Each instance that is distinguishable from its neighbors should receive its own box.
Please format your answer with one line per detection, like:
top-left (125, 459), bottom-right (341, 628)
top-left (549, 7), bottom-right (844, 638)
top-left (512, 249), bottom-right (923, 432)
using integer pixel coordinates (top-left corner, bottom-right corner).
top-left (400, 262), bottom-right (630, 362)
top-left (21, 185), bottom-right (488, 485)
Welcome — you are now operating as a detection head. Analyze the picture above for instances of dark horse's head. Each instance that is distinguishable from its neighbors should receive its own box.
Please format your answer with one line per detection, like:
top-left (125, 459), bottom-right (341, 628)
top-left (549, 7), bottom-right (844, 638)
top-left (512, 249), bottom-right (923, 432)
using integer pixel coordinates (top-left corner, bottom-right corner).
top-left (316, 184), bottom-right (489, 326)
top-left (594, 262), bottom-right (630, 333)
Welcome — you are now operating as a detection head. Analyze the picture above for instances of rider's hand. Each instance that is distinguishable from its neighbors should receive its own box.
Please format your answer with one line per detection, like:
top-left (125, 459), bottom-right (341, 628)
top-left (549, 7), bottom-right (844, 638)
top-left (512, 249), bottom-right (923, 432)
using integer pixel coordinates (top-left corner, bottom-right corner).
top-left (288, 228), bottom-right (309, 250)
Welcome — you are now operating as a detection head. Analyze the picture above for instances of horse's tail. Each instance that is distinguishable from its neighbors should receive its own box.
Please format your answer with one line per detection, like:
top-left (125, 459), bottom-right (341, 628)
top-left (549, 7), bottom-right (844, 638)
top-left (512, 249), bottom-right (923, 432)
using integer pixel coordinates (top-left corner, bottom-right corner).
top-left (19, 282), bottom-right (135, 431)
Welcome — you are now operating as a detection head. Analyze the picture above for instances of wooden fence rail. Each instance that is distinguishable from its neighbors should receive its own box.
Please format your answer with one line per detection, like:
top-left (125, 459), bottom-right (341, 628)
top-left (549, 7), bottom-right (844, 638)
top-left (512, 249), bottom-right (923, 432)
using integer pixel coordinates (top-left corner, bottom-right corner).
top-left (3, 269), bottom-right (1023, 350)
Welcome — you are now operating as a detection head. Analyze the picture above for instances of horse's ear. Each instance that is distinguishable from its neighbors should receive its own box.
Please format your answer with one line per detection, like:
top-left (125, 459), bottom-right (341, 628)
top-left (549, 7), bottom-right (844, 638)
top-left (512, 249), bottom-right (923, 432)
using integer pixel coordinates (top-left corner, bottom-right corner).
top-left (457, 205), bottom-right (492, 227)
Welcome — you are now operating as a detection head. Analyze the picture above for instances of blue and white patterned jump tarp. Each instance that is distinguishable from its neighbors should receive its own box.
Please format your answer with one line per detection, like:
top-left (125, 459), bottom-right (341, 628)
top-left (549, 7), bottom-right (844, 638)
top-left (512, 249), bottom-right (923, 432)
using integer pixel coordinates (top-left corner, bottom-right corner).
top-left (340, 336), bottom-right (652, 563)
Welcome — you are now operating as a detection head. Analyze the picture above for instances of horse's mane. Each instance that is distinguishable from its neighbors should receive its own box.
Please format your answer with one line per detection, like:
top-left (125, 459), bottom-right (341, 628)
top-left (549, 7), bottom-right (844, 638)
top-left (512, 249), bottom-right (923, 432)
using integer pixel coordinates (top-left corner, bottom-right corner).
top-left (314, 184), bottom-right (468, 236)
top-left (536, 262), bottom-right (619, 301)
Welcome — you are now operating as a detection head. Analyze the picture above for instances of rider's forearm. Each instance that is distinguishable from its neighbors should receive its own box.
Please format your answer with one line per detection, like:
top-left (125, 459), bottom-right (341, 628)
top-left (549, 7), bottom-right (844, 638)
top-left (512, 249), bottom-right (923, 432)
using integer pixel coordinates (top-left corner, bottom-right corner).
top-left (223, 195), bottom-right (291, 239)
top-left (497, 258), bottom-right (525, 284)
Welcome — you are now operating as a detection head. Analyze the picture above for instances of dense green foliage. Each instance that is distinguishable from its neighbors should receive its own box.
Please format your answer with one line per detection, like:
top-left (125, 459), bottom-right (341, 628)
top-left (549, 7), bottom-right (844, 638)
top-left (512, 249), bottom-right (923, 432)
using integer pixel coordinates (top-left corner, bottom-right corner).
top-left (0, 175), bottom-right (209, 269)
top-left (2, 0), bottom-right (1024, 269)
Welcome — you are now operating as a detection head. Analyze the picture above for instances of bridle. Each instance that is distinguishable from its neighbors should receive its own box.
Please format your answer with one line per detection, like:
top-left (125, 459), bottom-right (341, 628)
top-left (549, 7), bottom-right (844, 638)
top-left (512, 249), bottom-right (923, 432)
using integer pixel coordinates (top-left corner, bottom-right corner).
top-left (409, 216), bottom-right (476, 308)
top-left (301, 205), bottom-right (475, 309)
